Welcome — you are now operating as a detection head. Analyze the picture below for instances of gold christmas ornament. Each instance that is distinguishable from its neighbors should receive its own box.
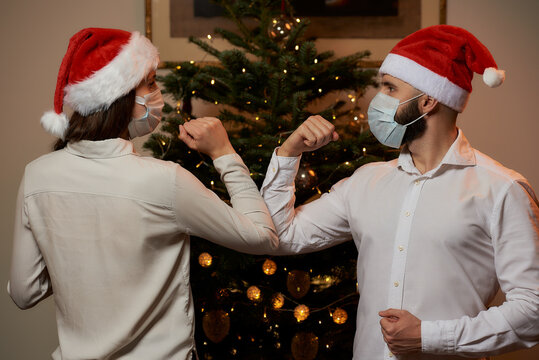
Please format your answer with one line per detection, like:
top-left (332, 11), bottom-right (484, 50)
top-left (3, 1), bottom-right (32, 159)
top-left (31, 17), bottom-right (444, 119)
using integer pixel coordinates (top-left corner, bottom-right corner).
top-left (332, 307), bottom-right (348, 324)
top-left (262, 259), bottom-right (277, 275)
top-left (247, 285), bottom-right (262, 302)
top-left (287, 270), bottom-right (310, 299)
top-left (295, 165), bottom-right (318, 190)
top-left (271, 292), bottom-right (285, 309)
top-left (294, 304), bottom-right (310, 322)
top-left (291, 332), bottom-right (319, 360)
top-left (202, 310), bottom-right (230, 343)
top-left (198, 252), bottom-right (212, 267)
top-left (268, 16), bottom-right (295, 42)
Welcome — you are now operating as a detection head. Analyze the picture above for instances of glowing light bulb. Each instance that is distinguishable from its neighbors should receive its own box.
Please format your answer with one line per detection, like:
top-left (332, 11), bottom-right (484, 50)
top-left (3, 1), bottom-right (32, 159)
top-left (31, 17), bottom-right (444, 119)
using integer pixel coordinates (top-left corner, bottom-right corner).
top-left (247, 286), bottom-right (261, 301)
top-left (271, 293), bottom-right (285, 309)
top-left (198, 252), bottom-right (212, 267)
top-left (294, 305), bottom-right (310, 322)
top-left (332, 308), bottom-right (348, 324)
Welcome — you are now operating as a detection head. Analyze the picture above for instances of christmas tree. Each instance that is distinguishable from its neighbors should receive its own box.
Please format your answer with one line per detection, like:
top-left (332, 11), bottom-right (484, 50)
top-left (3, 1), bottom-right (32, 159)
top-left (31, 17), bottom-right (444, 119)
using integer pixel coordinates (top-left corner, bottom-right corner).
top-left (144, 1), bottom-right (396, 358)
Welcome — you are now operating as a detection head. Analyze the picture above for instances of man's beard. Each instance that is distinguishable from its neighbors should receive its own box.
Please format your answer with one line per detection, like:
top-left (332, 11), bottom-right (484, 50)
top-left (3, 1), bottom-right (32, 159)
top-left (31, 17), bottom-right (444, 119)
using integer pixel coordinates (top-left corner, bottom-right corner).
top-left (395, 98), bottom-right (426, 144)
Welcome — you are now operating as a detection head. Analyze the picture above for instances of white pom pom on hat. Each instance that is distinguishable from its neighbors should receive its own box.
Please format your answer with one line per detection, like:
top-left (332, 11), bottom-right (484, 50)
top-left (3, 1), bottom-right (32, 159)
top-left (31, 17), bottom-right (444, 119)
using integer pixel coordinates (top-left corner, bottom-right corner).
top-left (483, 67), bottom-right (505, 88)
top-left (40, 111), bottom-right (69, 139)
top-left (41, 28), bottom-right (159, 138)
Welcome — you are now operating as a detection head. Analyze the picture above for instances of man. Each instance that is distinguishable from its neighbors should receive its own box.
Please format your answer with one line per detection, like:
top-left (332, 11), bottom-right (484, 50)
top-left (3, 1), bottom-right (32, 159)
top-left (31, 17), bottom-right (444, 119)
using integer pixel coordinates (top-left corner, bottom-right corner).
top-left (260, 25), bottom-right (539, 359)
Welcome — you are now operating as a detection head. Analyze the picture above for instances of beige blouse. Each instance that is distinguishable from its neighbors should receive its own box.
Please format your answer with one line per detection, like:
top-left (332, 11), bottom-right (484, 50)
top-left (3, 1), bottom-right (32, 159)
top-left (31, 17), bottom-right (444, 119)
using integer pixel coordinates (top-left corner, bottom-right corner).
top-left (8, 138), bottom-right (278, 359)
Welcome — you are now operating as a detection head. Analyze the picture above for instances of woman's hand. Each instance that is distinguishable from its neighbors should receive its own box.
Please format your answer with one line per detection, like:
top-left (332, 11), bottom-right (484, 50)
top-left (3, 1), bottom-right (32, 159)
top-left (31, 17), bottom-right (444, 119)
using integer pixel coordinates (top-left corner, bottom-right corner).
top-left (179, 117), bottom-right (235, 160)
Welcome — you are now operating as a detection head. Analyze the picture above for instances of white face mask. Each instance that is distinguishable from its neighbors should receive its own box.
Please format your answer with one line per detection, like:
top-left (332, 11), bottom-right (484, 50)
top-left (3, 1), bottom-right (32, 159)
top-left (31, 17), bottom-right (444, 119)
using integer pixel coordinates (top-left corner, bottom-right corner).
top-left (128, 88), bottom-right (164, 139)
top-left (367, 92), bottom-right (428, 148)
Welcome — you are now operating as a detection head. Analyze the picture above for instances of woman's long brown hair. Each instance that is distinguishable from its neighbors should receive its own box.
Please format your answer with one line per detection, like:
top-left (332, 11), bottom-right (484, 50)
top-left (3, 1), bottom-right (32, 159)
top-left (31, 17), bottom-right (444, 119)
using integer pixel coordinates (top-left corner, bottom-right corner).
top-left (54, 89), bottom-right (136, 151)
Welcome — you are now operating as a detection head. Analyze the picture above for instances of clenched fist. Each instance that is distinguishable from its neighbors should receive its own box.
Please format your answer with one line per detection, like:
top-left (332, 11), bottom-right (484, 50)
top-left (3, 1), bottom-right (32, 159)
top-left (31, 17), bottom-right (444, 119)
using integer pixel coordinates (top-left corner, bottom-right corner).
top-left (379, 309), bottom-right (422, 355)
top-left (277, 115), bottom-right (339, 157)
top-left (179, 117), bottom-right (235, 160)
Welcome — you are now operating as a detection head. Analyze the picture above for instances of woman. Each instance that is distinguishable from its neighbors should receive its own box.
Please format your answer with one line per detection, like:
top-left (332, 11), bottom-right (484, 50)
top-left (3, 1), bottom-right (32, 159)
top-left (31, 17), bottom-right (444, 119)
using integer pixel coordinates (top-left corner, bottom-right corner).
top-left (8, 28), bottom-right (278, 360)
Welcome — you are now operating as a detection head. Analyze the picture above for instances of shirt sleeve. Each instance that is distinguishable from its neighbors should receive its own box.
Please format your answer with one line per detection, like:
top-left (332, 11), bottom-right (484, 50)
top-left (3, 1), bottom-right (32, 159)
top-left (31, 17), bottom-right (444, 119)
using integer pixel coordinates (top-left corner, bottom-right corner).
top-left (173, 153), bottom-right (278, 254)
top-left (8, 174), bottom-right (53, 309)
top-left (259, 149), bottom-right (352, 255)
top-left (422, 180), bottom-right (539, 356)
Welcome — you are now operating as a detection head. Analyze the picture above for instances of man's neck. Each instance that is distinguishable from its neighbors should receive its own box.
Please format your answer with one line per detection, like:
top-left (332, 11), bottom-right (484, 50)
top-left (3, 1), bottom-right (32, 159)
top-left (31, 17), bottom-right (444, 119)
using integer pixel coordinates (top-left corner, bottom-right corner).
top-left (407, 114), bottom-right (458, 174)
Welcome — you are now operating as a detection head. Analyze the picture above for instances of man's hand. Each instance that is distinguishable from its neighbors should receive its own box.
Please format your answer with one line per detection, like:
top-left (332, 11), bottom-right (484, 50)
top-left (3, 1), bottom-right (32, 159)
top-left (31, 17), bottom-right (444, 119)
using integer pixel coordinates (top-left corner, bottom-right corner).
top-left (379, 309), bottom-right (422, 355)
top-left (179, 117), bottom-right (235, 160)
top-left (277, 115), bottom-right (339, 157)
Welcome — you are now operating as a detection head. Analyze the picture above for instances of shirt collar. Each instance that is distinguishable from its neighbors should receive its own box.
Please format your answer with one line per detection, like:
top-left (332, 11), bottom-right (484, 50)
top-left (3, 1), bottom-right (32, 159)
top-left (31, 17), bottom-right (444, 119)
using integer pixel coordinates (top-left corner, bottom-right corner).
top-left (65, 138), bottom-right (137, 159)
top-left (397, 129), bottom-right (476, 176)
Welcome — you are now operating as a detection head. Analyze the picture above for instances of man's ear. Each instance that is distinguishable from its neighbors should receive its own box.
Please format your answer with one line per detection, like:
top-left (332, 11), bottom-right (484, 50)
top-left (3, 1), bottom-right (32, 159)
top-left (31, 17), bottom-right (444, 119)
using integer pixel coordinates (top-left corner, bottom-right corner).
top-left (419, 95), bottom-right (438, 114)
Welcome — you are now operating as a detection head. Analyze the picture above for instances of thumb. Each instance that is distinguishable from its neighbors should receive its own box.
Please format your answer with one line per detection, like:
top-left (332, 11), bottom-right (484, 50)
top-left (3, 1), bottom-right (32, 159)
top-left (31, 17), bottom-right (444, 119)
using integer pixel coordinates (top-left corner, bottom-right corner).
top-left (179, 125), bottom-right (196, 149)
top-left (303, 138), bottom-right (316, 146)
top-left (379, 309), bottom-right (401, 318)
top-left (332, 131), bottom-right (339, 141)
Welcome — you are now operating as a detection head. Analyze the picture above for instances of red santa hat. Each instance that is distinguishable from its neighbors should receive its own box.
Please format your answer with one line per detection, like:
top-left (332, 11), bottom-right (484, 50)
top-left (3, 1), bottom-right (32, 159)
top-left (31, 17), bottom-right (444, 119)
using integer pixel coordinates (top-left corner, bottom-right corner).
top-left (379, 25), bottom-right (505, 112)
top-left (41, 27), bottom-right (160, 138)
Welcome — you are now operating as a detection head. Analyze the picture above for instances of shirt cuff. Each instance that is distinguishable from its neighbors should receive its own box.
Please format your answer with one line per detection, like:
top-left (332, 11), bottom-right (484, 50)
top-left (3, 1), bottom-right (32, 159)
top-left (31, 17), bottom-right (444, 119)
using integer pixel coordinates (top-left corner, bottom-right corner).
top-left (421, 320), bottom-right (455, 354)
top-left (212, 153), bottom-right (245, 173)
top-left (261, 148), bottom-right (301, 189)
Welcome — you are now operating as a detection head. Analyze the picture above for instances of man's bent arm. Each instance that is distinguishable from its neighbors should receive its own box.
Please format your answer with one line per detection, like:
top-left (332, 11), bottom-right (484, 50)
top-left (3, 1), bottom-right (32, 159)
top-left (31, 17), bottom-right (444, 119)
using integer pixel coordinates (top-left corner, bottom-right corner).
top-left (260, 149), bottom-right (352, 255)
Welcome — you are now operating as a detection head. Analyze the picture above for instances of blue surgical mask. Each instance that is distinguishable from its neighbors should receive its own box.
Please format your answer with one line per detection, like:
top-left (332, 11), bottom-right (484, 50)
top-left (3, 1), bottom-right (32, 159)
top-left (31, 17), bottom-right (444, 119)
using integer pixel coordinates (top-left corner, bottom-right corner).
top-left (128, 88), bottom-right (165, 139)
top-left (367, 92), bottom-right (427, 148)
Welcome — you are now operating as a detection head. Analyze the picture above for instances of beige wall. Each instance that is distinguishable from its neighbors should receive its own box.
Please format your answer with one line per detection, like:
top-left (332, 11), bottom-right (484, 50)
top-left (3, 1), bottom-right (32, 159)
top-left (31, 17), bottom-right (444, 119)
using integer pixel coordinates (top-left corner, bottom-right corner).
top-left (0, 1), bottom-right (145, 358)
top-left (0, 0), bottom-right (536, 358)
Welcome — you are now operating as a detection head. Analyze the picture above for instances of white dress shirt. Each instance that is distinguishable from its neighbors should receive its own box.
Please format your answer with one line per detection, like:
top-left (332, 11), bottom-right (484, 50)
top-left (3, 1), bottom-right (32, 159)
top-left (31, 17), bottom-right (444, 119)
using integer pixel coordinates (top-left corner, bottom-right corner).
top-left (8, 138), bottom-right (278, 360)
top-left (260, 130), bottom-right (539, 360)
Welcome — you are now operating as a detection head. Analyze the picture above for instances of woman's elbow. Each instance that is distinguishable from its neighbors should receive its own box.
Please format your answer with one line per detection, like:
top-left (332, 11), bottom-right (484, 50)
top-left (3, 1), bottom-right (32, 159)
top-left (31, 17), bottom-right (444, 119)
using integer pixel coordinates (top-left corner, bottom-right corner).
top-left (242, 227), bottom-right (279, 255)
top-left (7, 280), bottom-right (48, 310)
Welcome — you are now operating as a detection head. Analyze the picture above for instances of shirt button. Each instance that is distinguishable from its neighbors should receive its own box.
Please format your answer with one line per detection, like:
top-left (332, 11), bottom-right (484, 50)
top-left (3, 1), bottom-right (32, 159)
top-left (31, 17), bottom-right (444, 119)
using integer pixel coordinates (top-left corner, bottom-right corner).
top-left (414, 179), bottom-right (420, 185)
top-left (393, 281), bottom-right (399, 287)
top-left (272, 167), bottom-right (276, 173)
top-left (388, 352), bottom-right (394, 357)
top-left (398, 245), bottom-right (404, 252)
top-left (405, 211), bottom-right (410, 217)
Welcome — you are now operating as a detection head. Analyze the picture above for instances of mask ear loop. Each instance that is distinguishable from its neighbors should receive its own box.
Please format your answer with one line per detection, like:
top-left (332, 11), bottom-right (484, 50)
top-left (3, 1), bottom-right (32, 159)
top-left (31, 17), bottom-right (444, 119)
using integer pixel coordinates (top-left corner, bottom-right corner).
top-left (398, 92), bottom-right (424, 106)
top-left (400, 93), bottom-right (429, 128)
top-left (132, 96), bottom-right (149, 121)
